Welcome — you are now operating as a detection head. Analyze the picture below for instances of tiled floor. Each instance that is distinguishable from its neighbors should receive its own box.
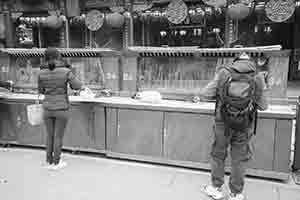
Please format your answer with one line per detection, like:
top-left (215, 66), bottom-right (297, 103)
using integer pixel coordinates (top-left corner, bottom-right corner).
top-left (1, 148), bottom-right (300, 200)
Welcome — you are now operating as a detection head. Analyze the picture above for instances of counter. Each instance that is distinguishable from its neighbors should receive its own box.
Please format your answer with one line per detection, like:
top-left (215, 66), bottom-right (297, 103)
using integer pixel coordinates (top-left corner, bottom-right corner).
top-left (1, 93), bottom-right (295, 116)
top-left (0, 93), bottom-right (295, 181)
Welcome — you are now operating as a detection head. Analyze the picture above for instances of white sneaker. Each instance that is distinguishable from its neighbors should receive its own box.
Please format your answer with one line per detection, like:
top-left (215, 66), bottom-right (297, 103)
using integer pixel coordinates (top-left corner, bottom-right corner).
top-left (203, 185), bottom-right (225, 200)
top-left (228, 193), bottom-right (245, 200)
top-left (46, 164), bottom-right (54, 170)
top-left (42, 162), bottom-right (53, 169)
top-left (50, 161), bottom-right (67, 171)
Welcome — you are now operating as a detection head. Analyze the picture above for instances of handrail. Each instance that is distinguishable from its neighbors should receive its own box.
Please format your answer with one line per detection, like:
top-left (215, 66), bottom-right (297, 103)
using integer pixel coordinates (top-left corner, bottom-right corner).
top-left (0, 46), bottom-right (291, 58)
top-left (127, 45), bottom-right (291, 57)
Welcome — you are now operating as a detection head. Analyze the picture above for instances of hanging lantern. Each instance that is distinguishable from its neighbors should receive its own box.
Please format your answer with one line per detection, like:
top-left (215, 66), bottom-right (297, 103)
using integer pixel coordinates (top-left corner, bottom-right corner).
top-left (188, 9), bottom-right (196, 16)
top-left (123, 11), bottom-right (131, 19)
top-left (255, 2), bottom-right (265, 13)
top-left (70, 16), bottom-right (85, 27)
top-left (150, 10), bottom-right (161, 22)
top-left (159, 11), bottom-right (168, 24)
top-left (227, 3), bottom-right (250, 20)
top-left (154, 10), bottom-right (162, 22)
top-left (254, 25), bottom-right (259, 33)
top-left (139, 12), bottom-right (147, 22)
top-left (254, 2), bottom-right (266, 22)
top-left (132, 13), bottom-right (139, 21)
top-left (179, 30), bottom-right (187, 36)
top-left (213, 28), bottom-right (221, 33)
top-left (44, 15), bottom-right (63, 29)
top-left (105, 12), bottom-right (125, 28)
top-left (190, 7), bottom-right (205, 24)
top-left (205, 7), bottom-right (214, 22)
top-left (215, 7), bottom-right (224, 20)
top-left (296, 1), bottom-right (300, 18)
top-left (160, 30), bottom-right (167, 37)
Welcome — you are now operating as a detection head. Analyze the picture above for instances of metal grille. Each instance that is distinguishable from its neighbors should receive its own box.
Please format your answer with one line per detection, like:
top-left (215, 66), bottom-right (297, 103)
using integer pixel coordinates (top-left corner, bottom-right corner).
top-left (0, 48), bottom-right (117, 57)
top-left (129, 46), bottom-right (275, 57)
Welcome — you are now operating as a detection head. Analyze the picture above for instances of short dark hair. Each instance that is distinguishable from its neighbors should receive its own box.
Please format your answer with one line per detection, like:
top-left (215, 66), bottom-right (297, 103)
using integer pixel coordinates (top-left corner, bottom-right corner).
top-left (44, 47), bottom-right (60, 61)
top-left (44, 48), bottom-right (60, 71)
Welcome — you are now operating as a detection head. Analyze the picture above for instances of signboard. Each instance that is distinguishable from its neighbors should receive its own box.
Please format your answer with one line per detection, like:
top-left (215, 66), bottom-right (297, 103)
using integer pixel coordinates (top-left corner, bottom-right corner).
top-left (17, 24), bottom-right (33, 46)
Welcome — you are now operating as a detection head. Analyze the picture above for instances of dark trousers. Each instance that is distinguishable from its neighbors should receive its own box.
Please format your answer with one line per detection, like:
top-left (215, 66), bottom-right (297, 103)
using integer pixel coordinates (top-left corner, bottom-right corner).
top-left (211, 122), bottom-right (253, 194)
top-left (43, 109), bottom-right (69, 165)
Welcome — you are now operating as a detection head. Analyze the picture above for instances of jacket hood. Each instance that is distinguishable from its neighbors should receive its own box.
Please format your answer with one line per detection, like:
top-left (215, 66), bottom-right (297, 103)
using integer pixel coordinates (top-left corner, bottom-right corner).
top-left (231, 59), bottom-right (256, 73)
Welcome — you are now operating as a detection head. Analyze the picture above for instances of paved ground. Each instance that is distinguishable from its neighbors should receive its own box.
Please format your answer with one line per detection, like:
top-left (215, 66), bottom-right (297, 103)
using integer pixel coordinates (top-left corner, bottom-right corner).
top-left (1, 147), bottom-right (300, 200)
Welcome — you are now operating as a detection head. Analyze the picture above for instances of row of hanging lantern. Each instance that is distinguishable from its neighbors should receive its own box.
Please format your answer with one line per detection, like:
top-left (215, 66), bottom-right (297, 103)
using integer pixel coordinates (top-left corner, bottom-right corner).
top-left (69, 11), bottom-right (129, 30)
top-left (254, 25), bottom-right (272, 34)
top-left (246, 0), bottom-right (299, 22)
top-left (226, 0), bottom-right (300, 21)
top-left (136, 1), bottom-right (297, 23)
top-left (160, 27), bottom-right (221, 37)
top-left (19, 16), bottom-right (47, 26)
top-left (18, 15), bottom-right (66, 29)
top-left (137, 6), bottom-right (223, 23)
top-left (18, 11), bottom-right (129, 31)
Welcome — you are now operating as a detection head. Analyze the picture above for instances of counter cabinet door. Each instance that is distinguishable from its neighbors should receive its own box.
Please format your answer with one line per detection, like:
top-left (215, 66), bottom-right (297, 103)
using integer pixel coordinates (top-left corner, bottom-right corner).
top-left (163, 112), bottom-right (214, 165)
top-left (93, 106), bottom-right (106, 150)
top-left (106, 108), bottom-right (164, 157)
top-left (0, 103), bottom-right (18, 142)
top-left (246, 118), bottom-right (276, 171)
top-left (4, 103), bottom-right (44, 146)
top-left (62, 104), bottom-right (97, 151)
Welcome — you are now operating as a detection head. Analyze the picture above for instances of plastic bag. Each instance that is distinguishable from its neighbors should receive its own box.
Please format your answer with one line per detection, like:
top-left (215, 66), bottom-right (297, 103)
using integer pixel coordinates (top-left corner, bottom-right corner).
top-left (133, 91), bottom-right (162, 103)
top-left (79, 87), bottom-right (96, 98)
top-left (27, 103), bottom-right (44, 126)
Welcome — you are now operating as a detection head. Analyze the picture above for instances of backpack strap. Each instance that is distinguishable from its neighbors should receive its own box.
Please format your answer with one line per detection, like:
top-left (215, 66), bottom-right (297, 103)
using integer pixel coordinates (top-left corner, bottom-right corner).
top-left (219, 66), bottom-right (257, 108)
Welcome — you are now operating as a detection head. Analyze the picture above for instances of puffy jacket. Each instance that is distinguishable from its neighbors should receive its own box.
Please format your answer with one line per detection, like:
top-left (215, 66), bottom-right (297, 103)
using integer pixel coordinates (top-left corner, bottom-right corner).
top-left (200, 59), bottom-right (268, 122)
top-left (38, 61), bottom-right (83, 110)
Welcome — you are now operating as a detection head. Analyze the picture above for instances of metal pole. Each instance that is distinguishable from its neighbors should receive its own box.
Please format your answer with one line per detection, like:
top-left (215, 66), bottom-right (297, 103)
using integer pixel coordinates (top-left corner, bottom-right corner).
top-left (89, 29), bottom-right (94, 48)
top-left (65, 18), bottom-right (70, 48)
top-left (38, 25), bottom-right (42, 48)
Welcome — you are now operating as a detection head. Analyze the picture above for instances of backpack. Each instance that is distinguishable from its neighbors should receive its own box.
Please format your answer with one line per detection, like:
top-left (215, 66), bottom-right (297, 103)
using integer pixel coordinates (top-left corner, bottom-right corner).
top-left (219, 66), bottom-right (256, 130)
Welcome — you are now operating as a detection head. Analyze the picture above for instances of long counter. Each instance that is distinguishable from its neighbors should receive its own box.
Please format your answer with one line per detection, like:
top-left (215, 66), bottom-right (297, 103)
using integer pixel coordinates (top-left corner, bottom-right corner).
top-left (0, 93), bottom-right (296, 181)
top-left (2, 93), bottom-right (295, 118)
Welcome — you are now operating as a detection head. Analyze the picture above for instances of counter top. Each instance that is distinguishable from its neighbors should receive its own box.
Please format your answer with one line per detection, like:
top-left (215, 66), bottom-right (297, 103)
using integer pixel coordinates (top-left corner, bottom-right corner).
top-left (0, 93), bottom-right (296, 119)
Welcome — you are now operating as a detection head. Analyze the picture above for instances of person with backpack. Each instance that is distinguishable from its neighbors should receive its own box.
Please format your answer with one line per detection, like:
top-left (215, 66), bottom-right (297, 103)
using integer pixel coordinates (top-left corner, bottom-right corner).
top-left (196, 52), bottom-right (268, 200)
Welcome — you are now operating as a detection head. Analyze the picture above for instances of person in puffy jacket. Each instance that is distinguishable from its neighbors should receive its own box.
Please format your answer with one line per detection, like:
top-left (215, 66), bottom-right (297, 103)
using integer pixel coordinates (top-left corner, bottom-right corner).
top-left (38, 47), bottom-right (83, 170)
top-left (198, 52), bottom-right (268, 200)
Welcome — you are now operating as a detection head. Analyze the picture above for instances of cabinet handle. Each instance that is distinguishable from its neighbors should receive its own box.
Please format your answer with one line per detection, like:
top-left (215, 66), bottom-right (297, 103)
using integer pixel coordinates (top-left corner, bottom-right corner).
top-left (163, 128), bottom-right (167, 137)
top-left (117, 124), bottom-right (120, 137)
